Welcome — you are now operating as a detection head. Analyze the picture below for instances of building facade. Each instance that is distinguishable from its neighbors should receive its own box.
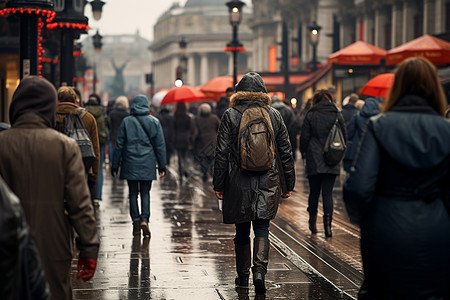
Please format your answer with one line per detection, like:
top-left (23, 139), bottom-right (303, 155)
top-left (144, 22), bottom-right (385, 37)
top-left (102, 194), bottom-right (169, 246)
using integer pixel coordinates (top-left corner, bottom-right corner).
top-left (150, 0), bottom-right (253, 91)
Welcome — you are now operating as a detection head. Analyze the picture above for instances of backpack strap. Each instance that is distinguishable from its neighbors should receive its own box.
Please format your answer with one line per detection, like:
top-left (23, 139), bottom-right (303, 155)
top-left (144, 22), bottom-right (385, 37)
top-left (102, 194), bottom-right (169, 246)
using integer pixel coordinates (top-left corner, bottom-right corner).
top-left (133, 116), bottom-right (156, 151)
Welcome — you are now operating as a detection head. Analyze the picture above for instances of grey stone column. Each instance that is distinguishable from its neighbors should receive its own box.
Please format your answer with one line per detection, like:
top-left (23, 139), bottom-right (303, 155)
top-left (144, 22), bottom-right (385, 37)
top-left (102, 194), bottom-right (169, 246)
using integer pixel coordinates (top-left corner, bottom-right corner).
top-left (434, 0), bottom-right (445, 33)
top-left (200, 53), bottom-right (209, 85)
top-left (392, 3), bottom-right (403, 47)
top-left (402, 1), bottom-right (415, 43)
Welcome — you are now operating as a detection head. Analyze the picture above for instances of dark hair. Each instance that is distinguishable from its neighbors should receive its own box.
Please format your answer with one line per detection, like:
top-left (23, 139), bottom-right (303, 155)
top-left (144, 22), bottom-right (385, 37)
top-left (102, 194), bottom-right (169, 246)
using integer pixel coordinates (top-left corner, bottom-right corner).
top-left (312, 89), bottom-right (333, 106)
top-left (383, 57), bottom-right (447, 115)
top-left (88, 93), bottom-right (101, 105)
top-left (174, 102), bottom-right (187, 117)
top-left (226, 87), bottom-right (235, 93)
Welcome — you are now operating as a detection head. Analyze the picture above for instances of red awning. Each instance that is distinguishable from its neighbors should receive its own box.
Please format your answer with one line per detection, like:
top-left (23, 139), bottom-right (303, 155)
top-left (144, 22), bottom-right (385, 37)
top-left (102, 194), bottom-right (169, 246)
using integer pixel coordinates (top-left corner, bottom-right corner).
top-left (386, 34), bottom-right (450, 66)
top-left (328, 41), bottom-right (387, 65)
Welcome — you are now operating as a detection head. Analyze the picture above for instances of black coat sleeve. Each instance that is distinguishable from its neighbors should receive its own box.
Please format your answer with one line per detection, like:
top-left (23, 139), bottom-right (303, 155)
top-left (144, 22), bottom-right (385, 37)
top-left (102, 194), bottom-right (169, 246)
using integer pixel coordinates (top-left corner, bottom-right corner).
top-left (213, 109), bottom-right (234, 191)
top-left (343, 121), bottom-right (380, 224)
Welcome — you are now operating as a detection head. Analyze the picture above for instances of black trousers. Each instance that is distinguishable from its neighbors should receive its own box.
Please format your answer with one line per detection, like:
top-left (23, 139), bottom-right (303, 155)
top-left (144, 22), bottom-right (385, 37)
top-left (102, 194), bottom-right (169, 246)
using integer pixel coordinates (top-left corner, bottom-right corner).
top-left (307, 174), bottom-right (336, 216)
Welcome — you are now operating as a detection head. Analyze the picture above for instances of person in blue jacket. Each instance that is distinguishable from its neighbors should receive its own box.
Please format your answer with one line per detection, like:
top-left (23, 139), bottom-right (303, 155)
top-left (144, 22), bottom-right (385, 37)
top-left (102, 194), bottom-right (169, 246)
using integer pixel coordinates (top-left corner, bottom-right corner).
top-left (111, 95), bottom-right (166, 237)
top-left (343, 57), bottom-right (450, 299)
top-left (343, 97), bottom-right (380, 173)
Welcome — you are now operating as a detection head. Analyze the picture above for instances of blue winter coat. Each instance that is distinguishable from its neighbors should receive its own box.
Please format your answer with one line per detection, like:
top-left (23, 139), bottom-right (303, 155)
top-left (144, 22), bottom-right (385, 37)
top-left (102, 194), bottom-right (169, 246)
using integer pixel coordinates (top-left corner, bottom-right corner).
top-left (343, 98), bottom-right (379, 172)
top-left (112, 95), bottom-right (166, 181)
top-left (343, 95), bottom-right (450, 299)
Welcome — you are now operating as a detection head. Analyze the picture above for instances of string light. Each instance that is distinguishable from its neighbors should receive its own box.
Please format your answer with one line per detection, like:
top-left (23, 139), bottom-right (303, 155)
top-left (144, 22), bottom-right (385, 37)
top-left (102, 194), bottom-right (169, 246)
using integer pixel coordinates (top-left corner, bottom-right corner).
top-left (0, 8), bottom-right (56, 23)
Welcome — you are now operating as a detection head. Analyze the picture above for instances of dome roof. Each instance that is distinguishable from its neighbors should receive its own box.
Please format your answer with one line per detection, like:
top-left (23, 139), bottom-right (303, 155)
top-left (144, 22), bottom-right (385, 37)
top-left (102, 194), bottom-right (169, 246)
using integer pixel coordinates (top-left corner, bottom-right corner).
top-left (184, 0), bottom-right (227, 7)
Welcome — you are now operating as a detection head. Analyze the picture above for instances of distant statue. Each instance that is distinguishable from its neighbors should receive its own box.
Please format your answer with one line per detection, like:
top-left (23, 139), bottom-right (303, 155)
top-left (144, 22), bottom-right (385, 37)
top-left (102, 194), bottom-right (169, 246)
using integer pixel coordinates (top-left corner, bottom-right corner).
top-left (111, 59), bottom-right (129, 97)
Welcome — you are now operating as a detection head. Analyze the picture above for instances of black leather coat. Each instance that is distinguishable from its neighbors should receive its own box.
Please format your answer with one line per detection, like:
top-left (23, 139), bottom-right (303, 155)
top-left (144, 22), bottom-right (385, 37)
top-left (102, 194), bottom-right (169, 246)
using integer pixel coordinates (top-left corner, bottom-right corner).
top-left (0, 175), bottom-right (50, 300)
top-left (343, 95), bottom-right (450, 299)
top-left (213, 91), bottom-right (295, 224)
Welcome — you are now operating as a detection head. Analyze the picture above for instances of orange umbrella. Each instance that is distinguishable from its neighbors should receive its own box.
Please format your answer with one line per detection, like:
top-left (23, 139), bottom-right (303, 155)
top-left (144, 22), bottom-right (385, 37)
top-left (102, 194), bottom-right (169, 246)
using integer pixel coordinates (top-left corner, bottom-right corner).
top-left (360, 73), bottom-right (395, 98)
top-left (200, 75), bottom-right (242, 101)
top-left (328, 40), bottom-right (387, 65)
top-left (386, 34), bottom-right (450, 66)
top-left (161, 85), bottom-right (206, 105)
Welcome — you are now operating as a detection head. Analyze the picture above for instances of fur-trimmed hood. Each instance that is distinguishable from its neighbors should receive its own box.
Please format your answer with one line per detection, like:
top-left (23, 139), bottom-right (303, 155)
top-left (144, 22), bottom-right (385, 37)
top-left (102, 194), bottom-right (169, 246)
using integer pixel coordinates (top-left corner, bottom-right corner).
top-left (229, 91), bottom-right (272, 107)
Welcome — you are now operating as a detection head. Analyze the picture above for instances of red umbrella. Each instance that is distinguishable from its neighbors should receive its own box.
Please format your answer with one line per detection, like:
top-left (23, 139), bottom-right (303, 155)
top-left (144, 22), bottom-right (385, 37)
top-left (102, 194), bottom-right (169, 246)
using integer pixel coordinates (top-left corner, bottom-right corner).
top-left (328, 40), bottom-right (387, 65)
top-left (160, 85), bottom-right (206, 105)
top-left (200, 75), bottom-right (242, 101)
top-left (360, 73), bottom-right (395, 98)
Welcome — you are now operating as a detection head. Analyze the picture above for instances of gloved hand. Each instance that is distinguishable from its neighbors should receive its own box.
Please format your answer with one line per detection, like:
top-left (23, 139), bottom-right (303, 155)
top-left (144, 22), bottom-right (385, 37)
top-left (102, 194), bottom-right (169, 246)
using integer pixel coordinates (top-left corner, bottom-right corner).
top-left (77, 258), bottom-right (97, 281)
top-left (110, 167), bottom-right (118, 177)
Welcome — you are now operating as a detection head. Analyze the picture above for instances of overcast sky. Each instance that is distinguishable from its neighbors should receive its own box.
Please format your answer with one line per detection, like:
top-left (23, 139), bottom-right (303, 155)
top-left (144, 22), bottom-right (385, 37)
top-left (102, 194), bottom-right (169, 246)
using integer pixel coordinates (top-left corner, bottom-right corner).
top-left (85, 0), bottom-right (251, 42)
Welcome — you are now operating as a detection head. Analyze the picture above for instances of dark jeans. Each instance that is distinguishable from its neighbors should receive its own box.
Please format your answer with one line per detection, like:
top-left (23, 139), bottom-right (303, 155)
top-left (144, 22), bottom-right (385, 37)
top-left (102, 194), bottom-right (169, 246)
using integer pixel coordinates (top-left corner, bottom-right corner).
top-left (127, 180), bottom-right (152, 223)
top-left (96, 143), bottom-right (105, 200)
top-left (235, 219), bottom-right (270, 245)
top-left (177, 148), bottom-right (188, 177)
top-left (307, 174), bottom-right (337, 216)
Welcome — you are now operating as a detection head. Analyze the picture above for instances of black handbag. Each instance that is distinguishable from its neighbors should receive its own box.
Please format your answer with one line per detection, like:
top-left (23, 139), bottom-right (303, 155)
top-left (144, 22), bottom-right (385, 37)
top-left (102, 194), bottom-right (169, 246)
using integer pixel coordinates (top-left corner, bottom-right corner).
top-left (323, 114), bottom-right (346, 166)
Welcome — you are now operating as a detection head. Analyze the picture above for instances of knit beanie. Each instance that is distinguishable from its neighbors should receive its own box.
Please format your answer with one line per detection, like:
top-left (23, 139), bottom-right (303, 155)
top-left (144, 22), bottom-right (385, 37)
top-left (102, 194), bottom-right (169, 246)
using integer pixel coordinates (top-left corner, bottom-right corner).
top-left (235, 72), bottom-right (268, 94)
top-left (9, 76), bottom-right (57, 127)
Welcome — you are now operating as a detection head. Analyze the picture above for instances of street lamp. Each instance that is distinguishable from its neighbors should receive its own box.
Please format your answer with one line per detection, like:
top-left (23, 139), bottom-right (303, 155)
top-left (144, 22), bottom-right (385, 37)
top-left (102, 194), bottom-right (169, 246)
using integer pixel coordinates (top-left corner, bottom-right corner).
top-left (308, 21), bottom-right (322, 71)
top-left (177, 36), bottom-right (187, 85)
top-left (92, 29), bottom-right (102, 93)
top-left (51, 0), bottom-right (105, 86)
top-left (89, 0), bottom-right (105, 21)
top-left (225, 0), bottom-right (245, 86)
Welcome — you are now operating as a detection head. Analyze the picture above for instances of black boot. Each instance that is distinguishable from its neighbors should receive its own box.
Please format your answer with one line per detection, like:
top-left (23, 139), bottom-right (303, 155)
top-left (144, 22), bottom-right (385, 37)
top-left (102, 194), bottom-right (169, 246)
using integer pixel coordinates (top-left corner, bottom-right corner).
top-left (252, 237), bottom-right (269, 294)
top-left (234, 239), bottom-right (251, 288)
top-left (324, 214), bottom-right (332, 237)
top-left (308, 213), bottom-right (317, 234)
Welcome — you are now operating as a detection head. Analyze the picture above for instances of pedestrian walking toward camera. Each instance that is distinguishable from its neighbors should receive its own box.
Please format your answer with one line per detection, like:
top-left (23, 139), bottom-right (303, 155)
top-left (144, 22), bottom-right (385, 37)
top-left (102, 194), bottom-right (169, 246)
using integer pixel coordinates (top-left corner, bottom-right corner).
top-left (194, 103), bottom-right (220, 181)
top-left (111, 95), bottom-right (166, 237)
top-left (0, 76), bottom-right (100, 299)
top-left (300, 89), bottom-right (347, 237)
top-left (213, 72), bottom-right (295, 294)
top-left (343, 57), bottom-right (450, 299)
top-left (156, 107), bottom-right (175, 166)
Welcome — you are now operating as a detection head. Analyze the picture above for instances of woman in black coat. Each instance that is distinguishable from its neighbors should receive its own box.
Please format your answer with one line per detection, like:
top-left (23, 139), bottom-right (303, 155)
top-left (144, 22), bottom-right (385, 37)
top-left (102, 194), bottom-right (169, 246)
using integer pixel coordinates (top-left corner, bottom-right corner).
top-left (300, 89), bottom-right (347, 237)
top-left (343, 57), bottom-right (450, 299)
top-left (213, 72), bottom-right (295, 294)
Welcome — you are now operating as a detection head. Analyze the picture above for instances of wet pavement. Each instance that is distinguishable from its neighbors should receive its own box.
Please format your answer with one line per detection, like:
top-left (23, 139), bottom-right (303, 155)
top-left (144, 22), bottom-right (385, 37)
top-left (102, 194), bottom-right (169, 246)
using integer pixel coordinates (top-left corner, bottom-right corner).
top-left (72, 154), bottom-right (363, 299)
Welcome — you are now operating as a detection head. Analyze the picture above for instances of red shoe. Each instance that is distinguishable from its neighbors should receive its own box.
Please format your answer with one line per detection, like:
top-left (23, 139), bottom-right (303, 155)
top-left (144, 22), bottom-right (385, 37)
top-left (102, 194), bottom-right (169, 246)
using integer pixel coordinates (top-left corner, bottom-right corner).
top-left (140, 222), bottom-right (151, 237)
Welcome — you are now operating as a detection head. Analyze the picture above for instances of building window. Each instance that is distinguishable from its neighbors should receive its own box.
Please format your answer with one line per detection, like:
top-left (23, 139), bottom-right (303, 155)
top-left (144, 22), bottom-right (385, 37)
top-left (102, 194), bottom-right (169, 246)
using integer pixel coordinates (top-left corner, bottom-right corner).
top-left (384, 23), bottom-right (392, 49)
top-left (414, 13), bottom-right (423, 37)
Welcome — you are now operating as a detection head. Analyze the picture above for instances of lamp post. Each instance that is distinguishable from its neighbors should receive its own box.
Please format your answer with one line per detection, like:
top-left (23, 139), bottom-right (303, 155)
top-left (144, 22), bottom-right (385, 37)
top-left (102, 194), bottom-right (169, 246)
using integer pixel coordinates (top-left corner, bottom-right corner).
top-left (51, 0), bottom-right (104, 86)
top-left (92, 29), bottom-right (102, 93)
top-left (225, 0), bottom-right (245, 86)
top-left (177, 36), bottom-right (187, 86)
top-left (308, 21), bottom-right (322, 71)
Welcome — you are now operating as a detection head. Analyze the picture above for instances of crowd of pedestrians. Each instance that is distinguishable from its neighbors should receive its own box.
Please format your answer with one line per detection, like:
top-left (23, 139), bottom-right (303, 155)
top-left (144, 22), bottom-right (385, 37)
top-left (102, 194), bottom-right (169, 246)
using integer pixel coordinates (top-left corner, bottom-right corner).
top-left (0, 56), bottom-right (449, 299)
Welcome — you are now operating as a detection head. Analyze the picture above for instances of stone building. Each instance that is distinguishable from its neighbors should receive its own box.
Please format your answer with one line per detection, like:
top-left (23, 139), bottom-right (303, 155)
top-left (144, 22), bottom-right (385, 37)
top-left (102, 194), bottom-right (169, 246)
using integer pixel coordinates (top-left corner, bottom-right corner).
top-left (150, 0), bottom-right (253, 91)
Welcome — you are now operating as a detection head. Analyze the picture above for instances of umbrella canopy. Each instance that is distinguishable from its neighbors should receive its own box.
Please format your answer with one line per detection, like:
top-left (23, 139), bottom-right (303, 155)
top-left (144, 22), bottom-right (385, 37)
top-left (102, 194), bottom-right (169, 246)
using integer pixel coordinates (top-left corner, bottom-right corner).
top-left (386, 34), bottom-right (450, 66)
top-left (151, 89), bottom-right (168, 107)
top-left (328, 40), bottom-right (387, 65)
top-left (200, 75), bottom-right (242, 101)
top-left (161, 85), bottom-right (206, 105)
top-left (360, 73), bottom-right (395, 98)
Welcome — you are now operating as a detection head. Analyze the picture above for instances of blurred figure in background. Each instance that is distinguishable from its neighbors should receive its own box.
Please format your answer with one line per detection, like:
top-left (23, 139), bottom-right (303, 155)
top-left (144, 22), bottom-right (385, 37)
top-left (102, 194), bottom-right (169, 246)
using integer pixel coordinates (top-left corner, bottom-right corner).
top-left (157, 107), bottom-right (175, 166)
top-left (85, 93), bottom-right (108, 206)
top-left (341, 93), bottom-right (359, 124)
top-left (0, 76), bottom-right (99, 299)
top-left (108, 95), bottom-right (129, 165)
top-left (271, 94), bottom-right (301, 161)
top-left (173, 102), bottom-right (197, 184)
top-left (343, 57), bottom-right (450, 299)
top-left (215, 86), bottom-right (235, 120)
top-left (343, 97), bottom-right (380, 173)
top-left (194, 103), bottom-right (220, 181)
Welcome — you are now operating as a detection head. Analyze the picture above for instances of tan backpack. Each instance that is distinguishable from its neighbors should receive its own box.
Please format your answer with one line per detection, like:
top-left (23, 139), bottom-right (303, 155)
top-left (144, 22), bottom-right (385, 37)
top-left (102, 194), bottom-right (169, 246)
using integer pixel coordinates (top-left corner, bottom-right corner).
top-left (235, 105), bottom-right (276, 172)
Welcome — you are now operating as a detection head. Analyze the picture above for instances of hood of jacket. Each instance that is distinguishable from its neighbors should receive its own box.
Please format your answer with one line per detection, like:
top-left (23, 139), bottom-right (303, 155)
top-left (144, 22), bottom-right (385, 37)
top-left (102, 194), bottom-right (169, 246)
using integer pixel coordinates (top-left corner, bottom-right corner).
top-left (9, 76), bottom-right (57, 127)
top-left (371, 95), bottom-right (450, 170)
top-left (230, 91), bottom-right (271, 108)
top-left (85, 103), bottom-right (103, 118)
top-left (131, 95), bottom-right (151, 116)
top-left (360, 98), bottom-right (379, 118)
